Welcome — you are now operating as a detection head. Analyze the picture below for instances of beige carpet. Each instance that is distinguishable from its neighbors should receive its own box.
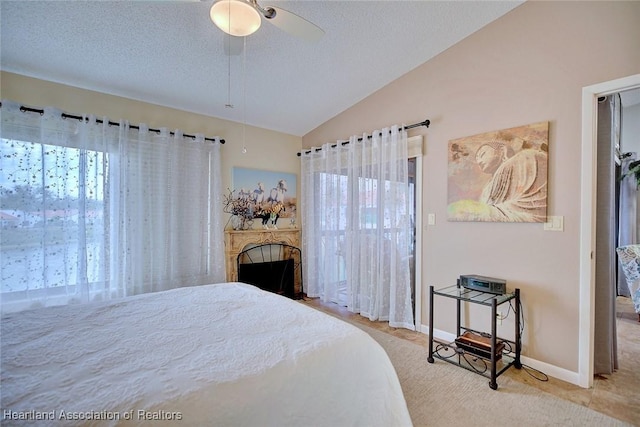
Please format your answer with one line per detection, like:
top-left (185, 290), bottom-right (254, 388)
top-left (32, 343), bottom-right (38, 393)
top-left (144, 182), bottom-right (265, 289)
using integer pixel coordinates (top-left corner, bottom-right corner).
top-left (351, 322), bottom-right (632, 427)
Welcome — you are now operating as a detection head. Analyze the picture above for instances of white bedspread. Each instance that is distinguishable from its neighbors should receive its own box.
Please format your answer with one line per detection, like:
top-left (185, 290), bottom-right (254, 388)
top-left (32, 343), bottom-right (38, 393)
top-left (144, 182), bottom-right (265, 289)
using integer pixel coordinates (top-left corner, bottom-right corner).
top-left (1, 282), bottom-right (412, 426)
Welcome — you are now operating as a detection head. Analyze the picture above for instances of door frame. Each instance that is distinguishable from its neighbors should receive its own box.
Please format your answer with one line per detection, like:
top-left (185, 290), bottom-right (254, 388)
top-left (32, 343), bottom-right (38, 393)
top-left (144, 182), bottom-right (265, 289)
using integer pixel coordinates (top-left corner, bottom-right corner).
top-left (579, 73), bottom-right (640, 388)
top-left (408, 135), bottom-right (424, 329)
top-left (413, 154), bottom-right (423, 328)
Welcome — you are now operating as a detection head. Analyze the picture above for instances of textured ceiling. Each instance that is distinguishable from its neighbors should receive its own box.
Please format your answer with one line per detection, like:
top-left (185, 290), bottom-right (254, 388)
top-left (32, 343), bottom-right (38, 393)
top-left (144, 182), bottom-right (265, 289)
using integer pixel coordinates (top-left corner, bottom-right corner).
top-left (1, 0), bottom-right (523, 136)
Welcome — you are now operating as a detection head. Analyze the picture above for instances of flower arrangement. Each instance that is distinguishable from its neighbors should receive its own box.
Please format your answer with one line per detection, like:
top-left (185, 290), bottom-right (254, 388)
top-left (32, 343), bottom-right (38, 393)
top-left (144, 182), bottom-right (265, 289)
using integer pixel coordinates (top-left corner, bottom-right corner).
top-left (223, 188), bottom-right (255, 230)
top-left (223, 188), bottom-right (287, 230)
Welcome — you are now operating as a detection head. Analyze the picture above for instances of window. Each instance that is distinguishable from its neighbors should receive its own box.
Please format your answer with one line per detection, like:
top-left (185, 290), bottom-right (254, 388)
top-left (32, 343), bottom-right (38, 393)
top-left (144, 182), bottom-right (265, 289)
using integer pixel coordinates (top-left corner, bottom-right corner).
top-left (1, 137), bottom-right (109, 302)
top-left (0, 102), bottom-right (224, 312)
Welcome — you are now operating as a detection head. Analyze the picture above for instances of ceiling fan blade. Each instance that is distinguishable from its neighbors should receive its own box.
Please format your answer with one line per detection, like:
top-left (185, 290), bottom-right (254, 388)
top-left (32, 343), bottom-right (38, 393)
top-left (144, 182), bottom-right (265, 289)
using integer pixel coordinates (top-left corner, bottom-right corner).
top-left (263, 6), bottom-right (324, 42)
top-left (224, 34), bottom-right (245, 56)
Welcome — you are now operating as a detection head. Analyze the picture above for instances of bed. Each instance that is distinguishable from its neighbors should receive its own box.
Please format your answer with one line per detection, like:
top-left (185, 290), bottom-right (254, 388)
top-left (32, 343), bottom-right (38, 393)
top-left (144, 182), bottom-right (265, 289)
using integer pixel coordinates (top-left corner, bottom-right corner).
top-left (1, 282), bottom-right (412, 426)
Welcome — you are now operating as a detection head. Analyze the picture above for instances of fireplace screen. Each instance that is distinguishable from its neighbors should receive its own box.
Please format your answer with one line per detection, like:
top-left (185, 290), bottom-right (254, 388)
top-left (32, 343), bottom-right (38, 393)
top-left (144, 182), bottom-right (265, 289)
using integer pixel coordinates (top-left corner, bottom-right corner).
top-left (237, 243), bottom-right (302, 299)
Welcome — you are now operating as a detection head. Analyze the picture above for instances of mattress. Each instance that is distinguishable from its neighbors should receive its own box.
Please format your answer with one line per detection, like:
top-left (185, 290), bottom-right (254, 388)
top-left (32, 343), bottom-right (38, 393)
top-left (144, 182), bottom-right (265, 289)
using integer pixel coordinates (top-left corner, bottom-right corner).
top-left (1, 282), bottom-right (412, 426)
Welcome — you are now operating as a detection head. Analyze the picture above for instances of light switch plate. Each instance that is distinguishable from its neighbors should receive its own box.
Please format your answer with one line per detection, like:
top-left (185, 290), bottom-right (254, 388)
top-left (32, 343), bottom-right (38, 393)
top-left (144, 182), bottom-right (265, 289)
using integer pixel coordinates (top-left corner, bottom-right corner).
top-left (543, 215), bottom-right (564, 231)
top-left (427, 213), bottom-right (436, 225)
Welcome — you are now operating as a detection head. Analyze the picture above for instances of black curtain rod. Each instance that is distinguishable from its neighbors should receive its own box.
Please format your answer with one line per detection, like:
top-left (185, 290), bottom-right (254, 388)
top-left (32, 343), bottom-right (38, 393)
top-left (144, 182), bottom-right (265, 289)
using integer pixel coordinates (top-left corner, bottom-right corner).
top-left (296, 119), bottom-right (430, 157)
top-left (8, 104), bottom-right (225, 144)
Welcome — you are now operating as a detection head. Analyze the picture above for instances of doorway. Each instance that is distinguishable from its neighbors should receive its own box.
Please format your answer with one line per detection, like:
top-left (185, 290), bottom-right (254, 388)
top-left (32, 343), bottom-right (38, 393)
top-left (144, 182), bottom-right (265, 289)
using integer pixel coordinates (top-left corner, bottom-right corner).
top-left (579, 73), bottom-right (640, 388)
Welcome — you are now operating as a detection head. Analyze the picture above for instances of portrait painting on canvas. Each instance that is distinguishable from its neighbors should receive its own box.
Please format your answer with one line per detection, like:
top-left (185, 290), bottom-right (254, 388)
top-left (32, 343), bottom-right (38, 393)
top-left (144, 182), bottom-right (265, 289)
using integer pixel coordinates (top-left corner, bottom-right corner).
top-left (447, 121), bottom-right (549, 223)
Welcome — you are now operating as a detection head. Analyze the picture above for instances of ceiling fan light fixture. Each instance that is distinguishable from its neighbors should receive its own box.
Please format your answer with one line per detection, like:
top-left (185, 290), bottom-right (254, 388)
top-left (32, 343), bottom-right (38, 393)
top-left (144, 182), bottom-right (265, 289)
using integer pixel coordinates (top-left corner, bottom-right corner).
top-left (210, 0), bottom-right (261, 37)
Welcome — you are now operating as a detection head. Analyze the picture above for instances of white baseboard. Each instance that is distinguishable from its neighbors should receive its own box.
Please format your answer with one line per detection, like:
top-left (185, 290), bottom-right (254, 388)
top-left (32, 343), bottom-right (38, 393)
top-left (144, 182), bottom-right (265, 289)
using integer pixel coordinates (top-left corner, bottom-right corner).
top-left (417, 324), bottom-right (584, 388)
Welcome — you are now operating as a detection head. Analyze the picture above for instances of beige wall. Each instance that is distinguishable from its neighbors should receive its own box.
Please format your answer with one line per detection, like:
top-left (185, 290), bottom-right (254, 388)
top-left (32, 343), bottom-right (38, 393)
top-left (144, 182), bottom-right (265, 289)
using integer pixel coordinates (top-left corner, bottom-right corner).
top-left (0, 71), bottom-right (303, 230)
top-left (303, 1), bottom-right (640, 374)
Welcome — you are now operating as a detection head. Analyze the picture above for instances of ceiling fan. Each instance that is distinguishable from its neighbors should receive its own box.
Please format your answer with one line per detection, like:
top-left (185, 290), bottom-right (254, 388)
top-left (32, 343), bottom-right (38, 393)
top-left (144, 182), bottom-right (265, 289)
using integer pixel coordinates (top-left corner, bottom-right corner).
top-left (208, 0), bottom-right (324, 50)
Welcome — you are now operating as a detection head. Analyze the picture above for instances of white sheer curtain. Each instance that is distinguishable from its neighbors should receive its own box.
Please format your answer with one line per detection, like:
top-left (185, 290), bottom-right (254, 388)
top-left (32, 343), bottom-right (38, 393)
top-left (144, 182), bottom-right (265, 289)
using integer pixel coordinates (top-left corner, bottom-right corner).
top-left (301, 125), bottom-right (414, 330)
top-left (0, 100), bottom-right (225, 312)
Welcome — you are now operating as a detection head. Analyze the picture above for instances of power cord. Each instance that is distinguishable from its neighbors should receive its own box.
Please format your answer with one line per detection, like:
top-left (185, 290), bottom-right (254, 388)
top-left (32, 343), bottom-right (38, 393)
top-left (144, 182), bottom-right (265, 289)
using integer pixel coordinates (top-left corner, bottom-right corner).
top-left (436, 293), bottom-right (551, 383)
top-left (502, 298), bottom-right (549, 382)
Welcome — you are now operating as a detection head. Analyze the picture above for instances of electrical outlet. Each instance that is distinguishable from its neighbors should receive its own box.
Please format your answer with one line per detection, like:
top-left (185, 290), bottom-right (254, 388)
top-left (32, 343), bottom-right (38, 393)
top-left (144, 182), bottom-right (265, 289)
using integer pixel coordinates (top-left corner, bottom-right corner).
top-left (497, 311), bottom-right (504, 326)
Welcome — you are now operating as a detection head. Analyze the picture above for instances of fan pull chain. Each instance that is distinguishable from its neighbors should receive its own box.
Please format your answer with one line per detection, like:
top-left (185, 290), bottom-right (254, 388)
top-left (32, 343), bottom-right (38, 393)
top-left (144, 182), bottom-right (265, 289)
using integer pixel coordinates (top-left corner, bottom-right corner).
top-left (225, 6), bottom-right (233, 109)
top-left (225, 40), bottom-right (233, 109)
top-left (241, 36), bottom-right (247, 154)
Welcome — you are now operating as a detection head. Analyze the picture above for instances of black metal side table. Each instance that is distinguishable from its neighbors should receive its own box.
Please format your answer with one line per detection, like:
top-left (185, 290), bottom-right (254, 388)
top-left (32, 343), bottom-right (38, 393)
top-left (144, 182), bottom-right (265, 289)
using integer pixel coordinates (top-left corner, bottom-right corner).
top-left (427, 283), bottom-right (522, 390)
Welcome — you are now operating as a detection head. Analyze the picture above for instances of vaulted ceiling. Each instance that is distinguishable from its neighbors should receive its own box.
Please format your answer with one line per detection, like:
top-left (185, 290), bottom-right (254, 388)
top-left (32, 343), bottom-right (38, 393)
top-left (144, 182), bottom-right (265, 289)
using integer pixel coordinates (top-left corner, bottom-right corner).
top-left (1, 1), bottom-right (524, 136)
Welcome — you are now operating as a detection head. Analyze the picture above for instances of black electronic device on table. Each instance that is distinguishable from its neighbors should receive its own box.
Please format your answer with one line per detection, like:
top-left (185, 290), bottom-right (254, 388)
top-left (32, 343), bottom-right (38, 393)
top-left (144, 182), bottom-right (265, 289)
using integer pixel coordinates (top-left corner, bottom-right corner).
top-left (459, 274), bottom-right (507, 295)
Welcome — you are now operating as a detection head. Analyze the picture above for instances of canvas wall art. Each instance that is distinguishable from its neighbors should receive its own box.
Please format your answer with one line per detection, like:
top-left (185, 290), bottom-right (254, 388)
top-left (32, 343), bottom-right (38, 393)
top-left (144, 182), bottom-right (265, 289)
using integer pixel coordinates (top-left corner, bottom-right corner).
top-left (447, 121), bottom-right (549, 223)
top-left (228, 167), bottom-right (297, 229)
